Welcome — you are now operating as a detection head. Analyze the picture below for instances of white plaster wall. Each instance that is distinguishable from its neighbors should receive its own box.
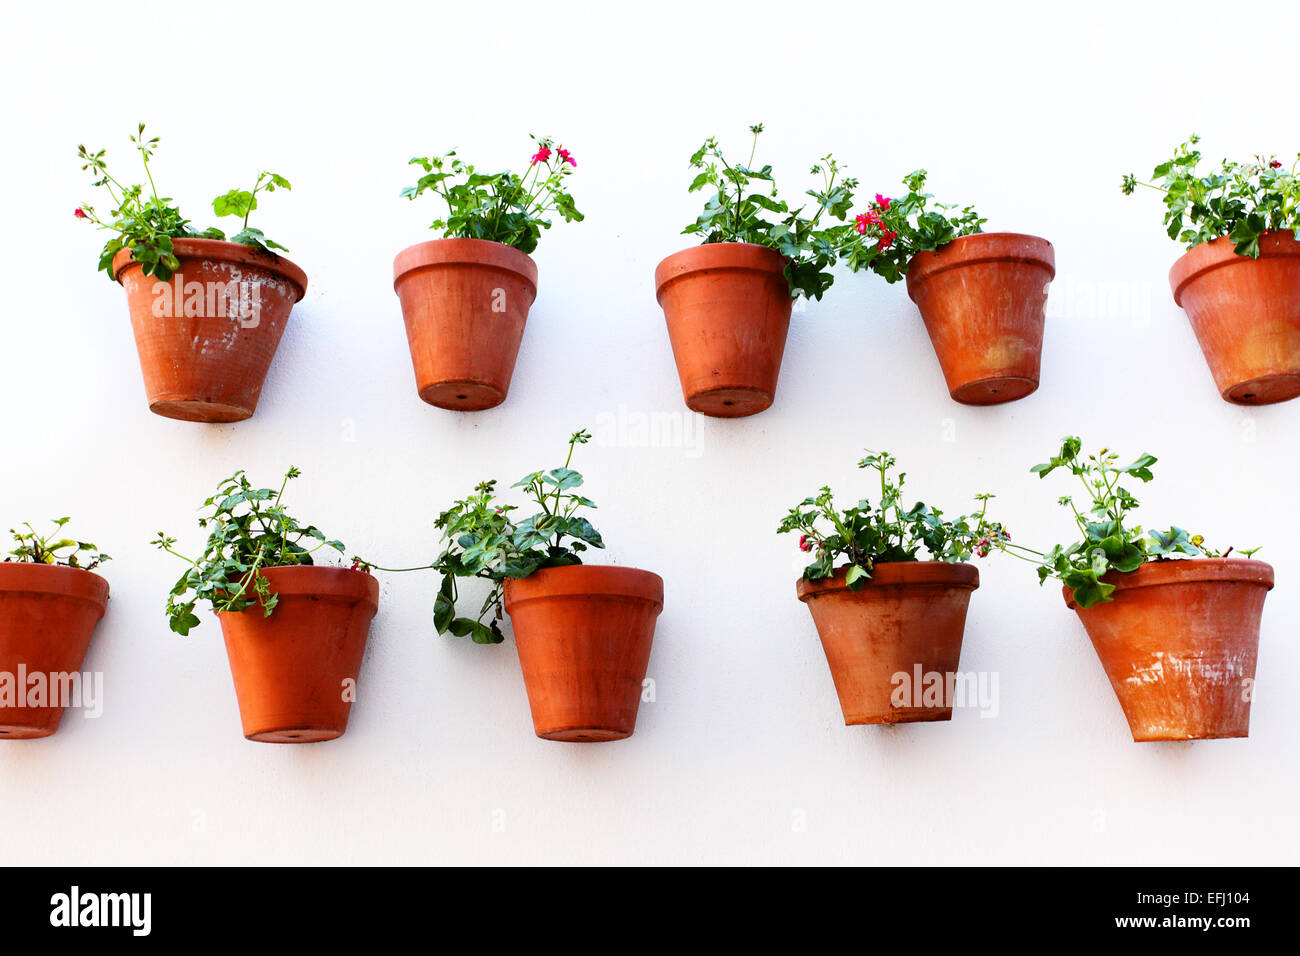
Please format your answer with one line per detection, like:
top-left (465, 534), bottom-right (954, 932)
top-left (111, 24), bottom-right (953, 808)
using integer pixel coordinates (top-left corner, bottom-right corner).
top-left (1, 0), bottom-right (1296, 865)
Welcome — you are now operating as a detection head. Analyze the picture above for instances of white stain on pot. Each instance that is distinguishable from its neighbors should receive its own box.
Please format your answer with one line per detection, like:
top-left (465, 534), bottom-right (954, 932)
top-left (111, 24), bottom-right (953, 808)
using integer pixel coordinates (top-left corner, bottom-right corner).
top-left (1124, 650), bottom-right (1251, 687)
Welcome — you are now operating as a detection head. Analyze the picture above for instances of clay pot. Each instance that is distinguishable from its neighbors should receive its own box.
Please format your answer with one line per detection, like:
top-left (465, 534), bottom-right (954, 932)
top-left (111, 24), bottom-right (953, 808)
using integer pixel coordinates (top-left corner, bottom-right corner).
top-left (905, 232), bottom-right (1054, 405)
top-left (1169, 230), bottom-right (1300, 404)
top-left (1066, 558), bottom-right (1273, 742)
top-left (503, 565), bottom-right (664, 741)
top-left (216, 566), bottom-right (379, 743)
top-left (797, 562), bottom-right (979, 725)
top-left (655, 242), bottom-right (793, 417)
top-left (113, 238), bottom-right (307, 423)
top-left (393, 238), bottom-right (538, 411)
top-left (0, 563), bottom-right (109, 738)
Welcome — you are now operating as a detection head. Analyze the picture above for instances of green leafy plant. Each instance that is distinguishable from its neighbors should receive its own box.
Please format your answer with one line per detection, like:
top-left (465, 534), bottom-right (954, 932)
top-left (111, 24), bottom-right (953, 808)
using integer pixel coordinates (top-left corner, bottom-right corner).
top-left (777, 451), bottom-right (1007, 588)
top-left (402, 135), bottom-right (582, 254)
top-left (839, 169), bottom-right (986, 283)
top-left (682, 123), bottom-right (856, 300)
top-left (151, 468), bottom-right (349, 636)
top-left (5, 518), bottom-right (109, 570)
top-left (76, 123), bottom-right (292, 281)
top-left (211, 170), bottom-right (292, 254)
top-left (1122, 135), bottom-right (1300, 257)
top-left (1003, 437), bottom-right (1259, 608)
top-left (357, 429), bottom-right (603, 644)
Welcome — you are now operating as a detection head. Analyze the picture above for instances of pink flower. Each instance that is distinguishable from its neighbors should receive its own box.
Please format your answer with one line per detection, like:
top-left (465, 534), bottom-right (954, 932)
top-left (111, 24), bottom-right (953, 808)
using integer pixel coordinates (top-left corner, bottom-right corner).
top-left (1270, 160), bottom-right (1283, 169)
top-left (875, 194), bottom-right (891, 210)
top-left (855, 210), bottom-right (882, 235)
top-left (531, 145), bottom-right (552, 165)
top-left (557, 147), bottom-right (576, 167)
top-left (976, 537), bottom-right (992, 558)
top-left (74, 208), bottom-right (87, 219)
top-left (798, 534), bottom-right (814, 552)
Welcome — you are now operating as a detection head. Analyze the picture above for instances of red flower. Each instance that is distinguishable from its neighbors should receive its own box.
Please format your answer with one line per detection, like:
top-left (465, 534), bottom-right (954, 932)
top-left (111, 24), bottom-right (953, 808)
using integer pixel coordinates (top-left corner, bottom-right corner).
top-left (531, 145), bottom-right (552, 165)
top-left (557, 147), bottom-right (576, 167)
top-left (1270, 160), bottom-right (1283, 169)
top-left (74, 208), bottom-right (87, 219)
top-left (855, 210), bottom-right (882, 235)
top-left (875, 194), bottom-right (891, 210)
top-left (878, 230), bottom-right (897, 250)
top-left (798, 534), bottom-right (814, 552)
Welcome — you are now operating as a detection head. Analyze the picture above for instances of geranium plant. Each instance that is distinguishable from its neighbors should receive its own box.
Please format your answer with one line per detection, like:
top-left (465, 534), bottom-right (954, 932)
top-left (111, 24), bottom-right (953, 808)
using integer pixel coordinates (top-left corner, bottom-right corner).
top-left (1122, 135), bottom-right (1300, 257)
top-left (778, 451), bottom-right (1008, 587)
top-left (151, 468), bottom-right (350, 635)
top-left (401, 135), bottom-right (582, 254)
top-left (5, 518), bottom-right (109, 570)
top-left (358, 429), bottom-right (603, 644)
top-left (1003, 437), bottom-right (1259, 607)
top-left (76, 123), bottom-right (291, 281)
top-left (838, 169), bottom-right (986, 283)
top-left (682, 123), bottom-right (856, 300)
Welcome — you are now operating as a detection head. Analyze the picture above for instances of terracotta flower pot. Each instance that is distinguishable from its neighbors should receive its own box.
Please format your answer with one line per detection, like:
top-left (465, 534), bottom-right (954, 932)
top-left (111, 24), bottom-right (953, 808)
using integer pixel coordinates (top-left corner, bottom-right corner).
top-left (797, 562), bottom-right (979, 725)
top-left (655, 242), bottom-right (793, 417)
top-left (113, 238), bottom-right (307, 423)
top-left (216, 566), bottom-right (379, 743)
top-left (1169, 230), bottom-right (1300, 404)
top-left (1065, 558), bottom-right (1273, 742)
top-left (393, 238), bottom-right (538, 411)
top-left (905, 232), bottom-right (1054, 405)
top-left (503, 565), bottom-right (664, 741)
top-left (0, 563), bottom-right (109, 738)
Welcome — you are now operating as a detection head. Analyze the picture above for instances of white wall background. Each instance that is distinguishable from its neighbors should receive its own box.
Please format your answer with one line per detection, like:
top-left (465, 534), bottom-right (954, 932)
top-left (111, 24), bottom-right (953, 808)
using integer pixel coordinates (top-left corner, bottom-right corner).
top-left (1, 0), bottom-right (1296, 865)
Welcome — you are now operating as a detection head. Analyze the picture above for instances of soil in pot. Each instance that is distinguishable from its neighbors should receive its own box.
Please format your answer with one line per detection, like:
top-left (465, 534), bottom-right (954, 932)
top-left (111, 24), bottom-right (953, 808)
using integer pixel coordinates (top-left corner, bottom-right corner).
top-left (655, 242), bottom-right (793, 417)
top-left (393, 238), bottom-right (538, 411)
top-left (1169, 230), bottom-right (1300, 405)
top-left (113, 238), bottom-right (308, 423)
top-left (905, 232), bottom-right (1054, 405)
top-left (503, 565), bottom-right (664, 741)
top-left (797, 562), bottom-right (979, 724)
top-left (0, 564), bottom-right (109, 738)
top-left (216, 566), bottom-right (379, 743)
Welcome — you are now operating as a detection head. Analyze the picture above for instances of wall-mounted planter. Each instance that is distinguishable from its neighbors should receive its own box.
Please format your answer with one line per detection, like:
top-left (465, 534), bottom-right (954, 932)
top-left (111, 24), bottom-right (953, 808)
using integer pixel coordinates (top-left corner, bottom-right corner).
top-left (503, 565), bottom-right (663, 741)
top-left (797, 562), bottom-right (978, 724)
top-left (113, 238), bottom-right (307, 423)
top-left (393, 238), bottom-right (538, 411)
top-left (0, 563), bottom-right (109, 738)
top-left (217, 566), bottom-right (378, 743)
top-left (655, 242), bottom-right (793, 417)
top-left (1169, 230), bottom-right (1300, 405)
top-left (905, 232), bottom-right (1054, 405)
top-left (1066, 558), bottom-right (1273, 741)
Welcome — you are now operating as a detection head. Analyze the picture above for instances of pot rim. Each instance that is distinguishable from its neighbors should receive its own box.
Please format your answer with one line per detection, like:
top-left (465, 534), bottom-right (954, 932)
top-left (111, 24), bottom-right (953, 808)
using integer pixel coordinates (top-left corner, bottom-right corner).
top-left (216, 565), bottom-right (379, 616)
top-left (654, 241), bottom-right (790, 301)
top-left (1168, 229), bottom-right (1300, 305)
top-left (503, 563), bottom-right (664, 612)
top-left (905, 232), bottom-right (1055, 293)
top-left (111, 237), bottom-right (308, 302)
top-left (0, 561), bottom-right (110, 610)
top-left (796, 560), bottom-right (979, 602)
top-left (393, 236), bottom-right (538, 292)
top-left (1062, 557), bottom-right (1275, 609)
